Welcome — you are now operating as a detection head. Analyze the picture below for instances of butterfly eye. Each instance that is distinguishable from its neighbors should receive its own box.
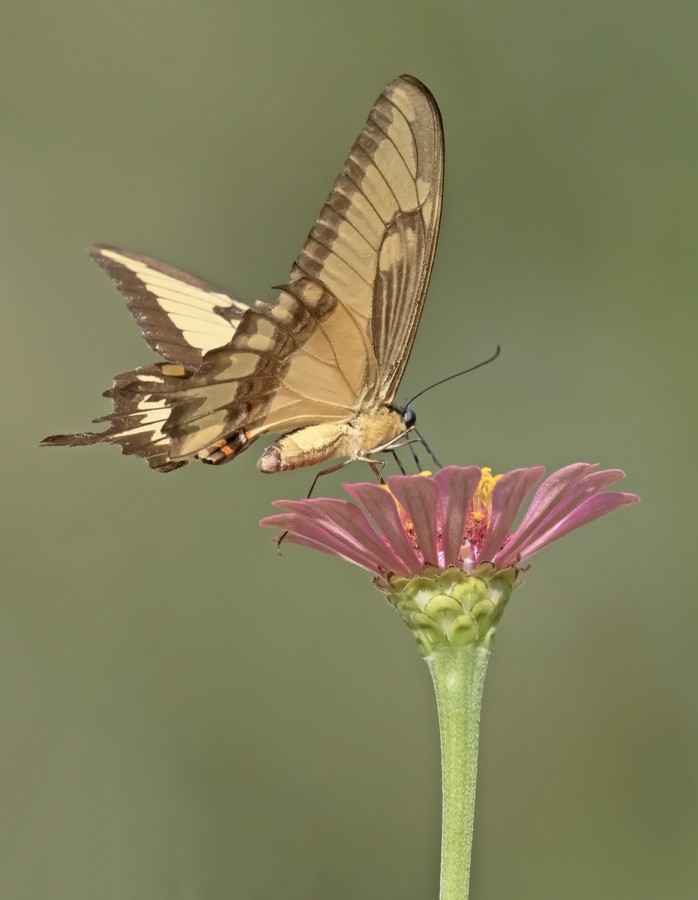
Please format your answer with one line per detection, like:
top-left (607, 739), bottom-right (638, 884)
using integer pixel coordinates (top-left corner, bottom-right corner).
top-left (402, 408), bottom-right (417, 428)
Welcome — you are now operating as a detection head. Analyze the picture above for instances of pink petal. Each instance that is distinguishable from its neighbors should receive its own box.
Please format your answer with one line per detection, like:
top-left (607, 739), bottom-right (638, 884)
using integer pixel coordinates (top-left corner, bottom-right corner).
top-left (478, 467), bottom-right (545, 564)
top-left (261, 463), bottom-right (639, 579)
top-left (500, 491), bottom-right (640, 565)
top-left (513, 463), bottom-right (597, 539)
top-left (262, 498), bottom-right (407, 575)
top-left (500, 465), bottom-right (627, 565)
top-left (433, 466), bottom-right (482, 566)
top-left (343, 482), bottom-right (424, 575)
top-left (387, 474), bottom-right (441, 566)
top-left (269, 529), bottom-right (384, 573)
top-left (261, 511), bottom-right (391, 574)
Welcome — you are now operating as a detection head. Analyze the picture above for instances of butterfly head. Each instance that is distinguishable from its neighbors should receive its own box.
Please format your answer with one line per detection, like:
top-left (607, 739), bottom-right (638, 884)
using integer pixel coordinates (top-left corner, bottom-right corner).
top-left (401, 407), bottom-right (417, 429)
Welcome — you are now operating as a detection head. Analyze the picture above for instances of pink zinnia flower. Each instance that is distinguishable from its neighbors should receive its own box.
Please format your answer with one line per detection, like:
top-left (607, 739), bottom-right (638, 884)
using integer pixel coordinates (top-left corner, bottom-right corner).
top-left (262, 462), bottom-right (639, 895)
top-left (261, 463), bottom-right (639, 580)
top-left (262, 464), bottom-right (639, 654)
top-left (261, 463), bottom-right (639, 658)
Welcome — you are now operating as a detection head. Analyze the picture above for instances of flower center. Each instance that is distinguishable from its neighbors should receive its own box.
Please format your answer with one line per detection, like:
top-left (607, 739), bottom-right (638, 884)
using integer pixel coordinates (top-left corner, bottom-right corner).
top-left (384, 468), bottom-right (503, 566)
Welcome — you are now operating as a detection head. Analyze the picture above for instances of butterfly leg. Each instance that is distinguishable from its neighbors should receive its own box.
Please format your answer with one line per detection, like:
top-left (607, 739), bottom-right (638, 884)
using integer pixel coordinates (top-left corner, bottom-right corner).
top-left (391, 450), bottom-right (407, 475)
top-left (305, 458), bottom-right (354, 499)
top-left (407, 439), bottom-right (424, 472)
top-left (414, 428), bottom-right (442, 469)
top-left (276, 458), bottom-right (354, 552)
top-left (365, 458), bottom-right (386, 484)
top-left (370, 431), bottom-right (422, 473)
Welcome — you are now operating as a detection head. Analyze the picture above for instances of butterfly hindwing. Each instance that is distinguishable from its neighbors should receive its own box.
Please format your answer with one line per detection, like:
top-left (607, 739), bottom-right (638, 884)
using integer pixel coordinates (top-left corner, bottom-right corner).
top-left (163, 277), bottom-right (362, 461)
top-left (90, 245), bottom-right (248, 369)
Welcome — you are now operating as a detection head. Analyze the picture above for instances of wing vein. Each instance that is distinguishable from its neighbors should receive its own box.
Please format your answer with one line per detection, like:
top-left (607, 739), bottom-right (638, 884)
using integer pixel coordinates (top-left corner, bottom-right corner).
top-left (367, 114), bottom-right (418, 191)
top-left (381, 92), bottom-right (421, 174)
top-left (343, 172), bottom-right (388, 226)
top-left (352, 143), bottom-right (402, 213)
top-left (306, 235), bottom-right (373, 288)
top-left (324, 200), bottom-right (381, 253)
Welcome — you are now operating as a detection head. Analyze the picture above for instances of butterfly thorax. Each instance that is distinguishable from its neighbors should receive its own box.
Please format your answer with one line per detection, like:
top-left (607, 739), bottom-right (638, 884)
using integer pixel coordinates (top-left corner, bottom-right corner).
top-left (257, 405), bottom-right (406, 474)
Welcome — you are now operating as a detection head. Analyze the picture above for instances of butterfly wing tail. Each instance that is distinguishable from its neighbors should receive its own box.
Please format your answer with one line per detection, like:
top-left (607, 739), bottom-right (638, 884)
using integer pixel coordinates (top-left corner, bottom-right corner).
top-left (40, 430), bottom-right (185, 473)
top-left (40, 363), bottom-right (193, 472)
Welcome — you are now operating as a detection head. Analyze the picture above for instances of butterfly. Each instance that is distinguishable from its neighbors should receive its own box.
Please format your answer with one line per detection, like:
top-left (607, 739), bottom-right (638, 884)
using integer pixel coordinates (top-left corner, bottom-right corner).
top-left (42, 75), bottom-right (444, 477)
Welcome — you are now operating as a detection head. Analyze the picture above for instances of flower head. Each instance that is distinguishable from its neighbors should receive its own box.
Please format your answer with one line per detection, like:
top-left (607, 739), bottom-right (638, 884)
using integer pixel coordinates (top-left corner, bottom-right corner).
top-left (261, 464), bottom-right (639, 654)
top-left (262, 463), bottom-right (638, 578)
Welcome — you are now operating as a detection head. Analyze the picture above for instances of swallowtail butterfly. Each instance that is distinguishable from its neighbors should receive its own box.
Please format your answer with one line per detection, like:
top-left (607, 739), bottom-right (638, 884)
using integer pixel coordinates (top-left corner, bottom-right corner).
top-left (42, 75), bottom-right (444, 475)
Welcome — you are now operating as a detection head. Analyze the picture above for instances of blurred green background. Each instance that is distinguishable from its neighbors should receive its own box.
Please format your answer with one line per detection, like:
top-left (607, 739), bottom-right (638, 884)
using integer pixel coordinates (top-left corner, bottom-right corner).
top-left (2, 0), bottom-right (695, 897)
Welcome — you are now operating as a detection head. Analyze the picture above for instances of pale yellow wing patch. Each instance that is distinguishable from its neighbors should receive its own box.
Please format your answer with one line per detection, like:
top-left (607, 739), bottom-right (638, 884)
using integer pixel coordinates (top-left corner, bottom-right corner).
top-left (368, 78), bottom-right (443, 400)
top-left (90, 245), bottom-right (249, 369)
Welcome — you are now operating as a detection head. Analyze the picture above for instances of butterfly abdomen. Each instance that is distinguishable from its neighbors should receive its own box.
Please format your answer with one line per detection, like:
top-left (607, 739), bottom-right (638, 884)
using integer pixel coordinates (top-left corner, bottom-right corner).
top-left (257, 422), bottom-right (351, 473)
top-left (257, 406), bottom-right (405, 473)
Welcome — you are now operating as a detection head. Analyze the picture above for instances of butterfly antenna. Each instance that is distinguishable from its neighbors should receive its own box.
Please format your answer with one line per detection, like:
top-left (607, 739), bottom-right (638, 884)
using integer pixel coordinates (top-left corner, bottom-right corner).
top-left (403, 345), bottom-right (501, 408)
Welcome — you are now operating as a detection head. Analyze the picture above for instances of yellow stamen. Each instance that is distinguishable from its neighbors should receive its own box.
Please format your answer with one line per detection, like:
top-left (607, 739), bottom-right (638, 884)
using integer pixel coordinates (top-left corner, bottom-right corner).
top-left (471, 468), bottom-right (502, 522)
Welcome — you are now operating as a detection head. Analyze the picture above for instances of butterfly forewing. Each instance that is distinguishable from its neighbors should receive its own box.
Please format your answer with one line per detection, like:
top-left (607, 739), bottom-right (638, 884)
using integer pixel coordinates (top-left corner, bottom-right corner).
top-left (290, 75), bottom-right (443, 405)
top-left (42, 75), bottom-right (444, 473)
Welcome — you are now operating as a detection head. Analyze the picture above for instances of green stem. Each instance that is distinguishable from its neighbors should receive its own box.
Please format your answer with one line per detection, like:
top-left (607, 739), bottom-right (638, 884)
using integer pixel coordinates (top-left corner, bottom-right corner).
top-left (426, 643), bottom-right (490, 900)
